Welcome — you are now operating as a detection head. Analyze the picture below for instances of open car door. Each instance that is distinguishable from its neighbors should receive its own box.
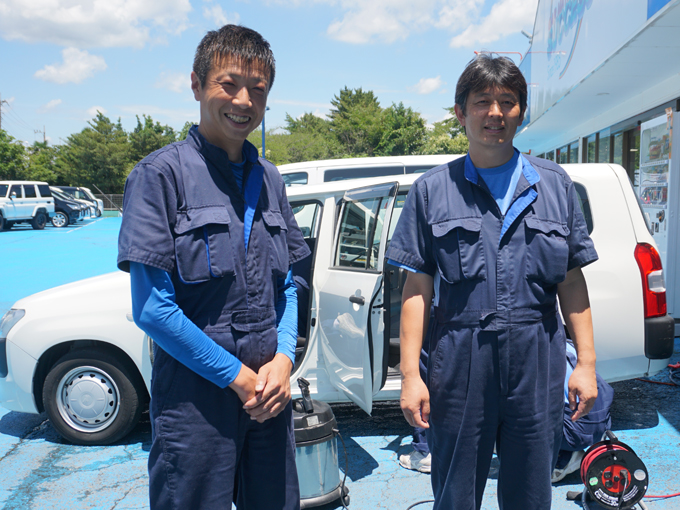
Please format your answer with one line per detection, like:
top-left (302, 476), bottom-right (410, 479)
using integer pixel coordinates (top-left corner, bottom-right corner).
top-left (316, 182), bottom-right (398, 414)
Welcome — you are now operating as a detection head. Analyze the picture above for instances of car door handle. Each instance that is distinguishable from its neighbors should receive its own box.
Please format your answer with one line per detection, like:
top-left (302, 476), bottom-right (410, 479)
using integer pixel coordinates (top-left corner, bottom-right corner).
top-left (349, 295), bottom-right (365, 306)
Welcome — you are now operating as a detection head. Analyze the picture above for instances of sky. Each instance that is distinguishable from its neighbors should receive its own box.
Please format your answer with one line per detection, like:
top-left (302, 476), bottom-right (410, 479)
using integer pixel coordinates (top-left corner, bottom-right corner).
top-left (0, 0), bottom-right (538, 146)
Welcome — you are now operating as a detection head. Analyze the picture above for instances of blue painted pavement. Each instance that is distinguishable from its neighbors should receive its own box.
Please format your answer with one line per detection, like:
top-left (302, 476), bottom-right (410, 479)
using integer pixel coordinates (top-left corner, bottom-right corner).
top-left (0, 218), bottom-right (679, 510)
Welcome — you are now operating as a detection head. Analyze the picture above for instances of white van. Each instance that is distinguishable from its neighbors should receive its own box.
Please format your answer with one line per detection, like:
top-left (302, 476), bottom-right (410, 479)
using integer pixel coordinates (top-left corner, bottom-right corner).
top-left (0, 181), bottom-right (55, 231)
top-left (277, 154), bottom-right (463, 186)
top-left (0, 164), bottom-right (674, 445)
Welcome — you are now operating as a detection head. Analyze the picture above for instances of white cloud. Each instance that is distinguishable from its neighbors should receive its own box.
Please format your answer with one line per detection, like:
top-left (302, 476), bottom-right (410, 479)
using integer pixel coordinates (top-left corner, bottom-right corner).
top-left (155, 71), bottom-right (190, 94)
top-left (450, 0), bottom-right (538, 48)
top-left (203, 5), bottom-right (239, 27)
top-left (272, 0), bottom-right (483, 44)
top-left (409, 76), bottom-right (444, 95)
top-left (35, 48), bottom-right (107, 84)
top-left (37, 99), bottom-right (63, 113)
top-left (87, 106), bottom-right (108, 117)
top-left (0, 0), bottom-right (191, 48)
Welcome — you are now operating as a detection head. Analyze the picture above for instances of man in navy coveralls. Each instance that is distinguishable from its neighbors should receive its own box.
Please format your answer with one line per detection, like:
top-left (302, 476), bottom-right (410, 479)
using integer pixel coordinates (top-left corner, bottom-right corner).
top-left (118, 25), bottom-right (309, 510)
top-left (386, 55), bottom-right (599, 510)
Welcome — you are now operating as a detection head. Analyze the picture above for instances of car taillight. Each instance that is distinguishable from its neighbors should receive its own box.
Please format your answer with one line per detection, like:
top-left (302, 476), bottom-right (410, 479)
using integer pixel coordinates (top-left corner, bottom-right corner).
top-left (634, 243), bottom-right (667, 318)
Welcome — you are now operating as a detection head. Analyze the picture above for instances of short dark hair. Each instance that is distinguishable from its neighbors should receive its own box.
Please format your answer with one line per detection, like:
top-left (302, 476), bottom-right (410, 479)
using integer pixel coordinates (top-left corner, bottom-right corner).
top-left (455, 54), bottom-right (527, 115)
top-left (193, 25), bottom-right (276, 90)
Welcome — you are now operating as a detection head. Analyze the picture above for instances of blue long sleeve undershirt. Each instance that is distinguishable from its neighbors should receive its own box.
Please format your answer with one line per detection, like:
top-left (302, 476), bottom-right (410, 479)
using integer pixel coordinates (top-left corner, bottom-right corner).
top-left (131, 263), bottom-right (298, 388)
top-left (129, 154), bottom-right (298, 389)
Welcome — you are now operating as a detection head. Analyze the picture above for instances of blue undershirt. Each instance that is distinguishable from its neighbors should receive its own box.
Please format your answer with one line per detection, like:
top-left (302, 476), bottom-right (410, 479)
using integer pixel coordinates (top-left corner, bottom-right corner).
top-left (130, 152), bottom-right (298, 389)
top-left (475, 149), bottom-right (522, 216)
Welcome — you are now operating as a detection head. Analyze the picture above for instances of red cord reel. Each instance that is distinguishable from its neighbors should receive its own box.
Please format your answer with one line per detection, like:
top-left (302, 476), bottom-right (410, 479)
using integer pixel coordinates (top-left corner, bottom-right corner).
top-left (580, 432), bottom-right (648, 510)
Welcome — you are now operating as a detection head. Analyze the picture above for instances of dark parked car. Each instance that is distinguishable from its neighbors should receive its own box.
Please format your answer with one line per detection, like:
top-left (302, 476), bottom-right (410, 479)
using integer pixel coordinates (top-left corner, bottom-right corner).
top-left (56, 186), bottom-right (104, 217)
top-left (49, 187), bottom-right (84, 227)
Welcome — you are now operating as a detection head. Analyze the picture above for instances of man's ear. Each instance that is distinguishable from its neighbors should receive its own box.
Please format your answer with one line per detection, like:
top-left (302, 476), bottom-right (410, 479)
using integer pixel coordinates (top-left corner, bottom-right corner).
top-left (190, 72), bottom-right (202, 101)
top-left (454, 104), bottom-right (466, 128)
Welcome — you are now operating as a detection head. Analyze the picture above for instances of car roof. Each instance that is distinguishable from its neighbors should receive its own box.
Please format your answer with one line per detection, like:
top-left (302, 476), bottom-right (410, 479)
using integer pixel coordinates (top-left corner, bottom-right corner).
top-left (0, 180), bottom-right (49, 185)
top-left (285, 172), bottom-right (423, 201)
top-left (278, 154), bottom-right (463, 173)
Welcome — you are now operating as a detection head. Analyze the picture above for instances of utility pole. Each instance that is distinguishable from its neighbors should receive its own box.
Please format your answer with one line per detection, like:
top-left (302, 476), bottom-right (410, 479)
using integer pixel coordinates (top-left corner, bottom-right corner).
top-left (0, 93), bottom-right (9, 132)
top-left (34, 126), bottom-right (46, 144)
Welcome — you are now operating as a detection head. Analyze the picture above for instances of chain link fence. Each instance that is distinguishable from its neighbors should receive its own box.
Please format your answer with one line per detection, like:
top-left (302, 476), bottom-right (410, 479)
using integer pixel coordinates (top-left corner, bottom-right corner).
top-left (94, 194), bottom-right (123, 212)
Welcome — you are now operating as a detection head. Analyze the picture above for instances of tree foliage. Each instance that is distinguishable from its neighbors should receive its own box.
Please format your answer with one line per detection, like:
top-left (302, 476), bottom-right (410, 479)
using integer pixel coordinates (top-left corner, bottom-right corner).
top-left (0, 130), bottom-right (27, 180)
top-left (55, 112), bottom-right (131, 193)
top-left (129, 115), bottom-right (177, 165)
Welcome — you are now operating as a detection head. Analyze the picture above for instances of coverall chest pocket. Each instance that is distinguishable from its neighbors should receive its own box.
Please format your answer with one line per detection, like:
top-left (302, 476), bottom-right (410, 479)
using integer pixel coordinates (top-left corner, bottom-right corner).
top-left (174, 206), bottom-right (235, 283)
top-left (524, 217), bottom-right (570, 285)
top-left (262, 210), bottom-right (290, 277)
top-left (431, 217), bottom-right (486, 284)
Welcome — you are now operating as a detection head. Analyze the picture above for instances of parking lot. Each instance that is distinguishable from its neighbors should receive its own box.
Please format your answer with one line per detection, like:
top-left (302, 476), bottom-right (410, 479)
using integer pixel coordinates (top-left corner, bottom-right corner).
top-left (1, 217), bottom-right (679, 510)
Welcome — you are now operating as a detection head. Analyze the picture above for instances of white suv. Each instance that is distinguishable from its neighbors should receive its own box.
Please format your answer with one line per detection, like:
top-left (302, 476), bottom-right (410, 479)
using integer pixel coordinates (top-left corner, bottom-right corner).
top-left (0, 181), bottom-right (55, 231)
top-left (0, 163), bottom-right (674, 445)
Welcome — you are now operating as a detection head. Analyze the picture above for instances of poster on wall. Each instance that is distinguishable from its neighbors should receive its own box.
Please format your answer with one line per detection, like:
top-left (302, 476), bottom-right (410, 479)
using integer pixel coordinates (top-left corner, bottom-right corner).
top-left (638, 110), bottom-right (673, 268)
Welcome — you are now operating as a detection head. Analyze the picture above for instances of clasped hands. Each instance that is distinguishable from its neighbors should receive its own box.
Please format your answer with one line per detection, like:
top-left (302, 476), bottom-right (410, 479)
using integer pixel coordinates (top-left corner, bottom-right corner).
top-left (229, 353), bottom-right (293, 423)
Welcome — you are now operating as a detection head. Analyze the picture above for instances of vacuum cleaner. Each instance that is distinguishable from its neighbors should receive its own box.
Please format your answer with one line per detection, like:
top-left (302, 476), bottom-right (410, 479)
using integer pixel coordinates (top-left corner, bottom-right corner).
top-left (293, 378), bottom-right (350, 509)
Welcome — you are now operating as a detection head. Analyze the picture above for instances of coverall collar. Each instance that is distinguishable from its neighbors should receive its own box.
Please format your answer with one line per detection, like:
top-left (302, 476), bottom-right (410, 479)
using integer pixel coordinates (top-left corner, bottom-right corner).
top-left (187, 125), bottom-right (261, 167)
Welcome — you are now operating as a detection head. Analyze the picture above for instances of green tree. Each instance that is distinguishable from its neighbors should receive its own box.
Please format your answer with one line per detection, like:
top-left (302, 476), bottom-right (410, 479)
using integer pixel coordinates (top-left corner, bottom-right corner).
top-left (419, 108), bottom-right (469, 155)
top-left (128, 115), bottom-right (177, 164)
top-left (179, 121), bottom-right (196, 141)
top-left (55, 112), bottom-right (130, 193)
top-left (26, 141), bottom-right (61, 183)
top-left (329, 87), bottom-right (383, 157)
top-left (375, 102), bottom-right (427, 156)
top-left (0, 130), bottom-right (27, 180)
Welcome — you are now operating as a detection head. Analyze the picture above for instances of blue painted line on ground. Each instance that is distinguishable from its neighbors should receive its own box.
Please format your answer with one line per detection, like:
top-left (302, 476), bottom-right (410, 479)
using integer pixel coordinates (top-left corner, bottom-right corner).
top-left (0, 218), bottom-right (679, 510)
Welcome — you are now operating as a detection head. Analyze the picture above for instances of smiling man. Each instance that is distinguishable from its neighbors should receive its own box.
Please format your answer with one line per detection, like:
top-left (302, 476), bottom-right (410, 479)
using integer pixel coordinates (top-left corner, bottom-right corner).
top-left (386, 55), bottom-right (599, 509)
top-left (117, 25), bottom-right (309, 510)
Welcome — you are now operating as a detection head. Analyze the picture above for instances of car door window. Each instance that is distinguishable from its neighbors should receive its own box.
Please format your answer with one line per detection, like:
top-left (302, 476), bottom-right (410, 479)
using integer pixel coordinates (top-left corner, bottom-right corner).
top-left (23, 185), bottom-right (37, 198)
top-left (290, 201), bottom-right (321, 239)
top-left (10, 185), bottom-right (21, 198)
top-left (335, 196), bottom-right (389, 270)
top-left (0, 185), bottom-right (8, 198)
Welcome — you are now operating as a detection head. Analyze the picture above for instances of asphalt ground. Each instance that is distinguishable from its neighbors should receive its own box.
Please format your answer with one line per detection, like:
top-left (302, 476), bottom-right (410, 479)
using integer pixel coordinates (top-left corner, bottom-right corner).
top-left (0, 217), bottom-right (679, 510)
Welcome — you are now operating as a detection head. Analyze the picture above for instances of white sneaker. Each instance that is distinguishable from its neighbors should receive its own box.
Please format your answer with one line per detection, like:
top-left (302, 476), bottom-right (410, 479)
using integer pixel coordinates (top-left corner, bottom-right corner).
top-left (551, 450), bottom-right (584, 483)
top-left (399, 450), bottom-right (432, 473)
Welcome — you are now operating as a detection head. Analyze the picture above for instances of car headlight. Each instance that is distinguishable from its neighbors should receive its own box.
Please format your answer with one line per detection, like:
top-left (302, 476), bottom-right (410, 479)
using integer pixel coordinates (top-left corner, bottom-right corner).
top-left (1, 309), bottom-right (25, 377)
top-left (1, 309), bottom-right (25, 340)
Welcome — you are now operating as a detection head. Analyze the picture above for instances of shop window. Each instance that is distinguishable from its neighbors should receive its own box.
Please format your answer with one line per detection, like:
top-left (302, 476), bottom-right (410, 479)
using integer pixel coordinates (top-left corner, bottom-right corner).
top-left (545, 150), bottom-right (555, 161)
top-left (598, 129), bottom-right (611, 163)
top-left (587, 135), bottom-right (597, 163)
top-left (569, 143), bottom-right (579, 164)
top-left (558, 146), bottom-right (569, 164)
top-left (626, 127), bottom-right (641, 185)
top-left (612, 132), bottom-right (623, 166)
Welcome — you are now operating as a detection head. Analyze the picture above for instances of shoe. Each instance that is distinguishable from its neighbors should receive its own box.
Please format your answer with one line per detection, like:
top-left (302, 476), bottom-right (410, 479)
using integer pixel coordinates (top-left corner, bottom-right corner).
top-left (551, 450), bottom-right (584, 483)
top-left (399, 450), bottom-right (431, 473)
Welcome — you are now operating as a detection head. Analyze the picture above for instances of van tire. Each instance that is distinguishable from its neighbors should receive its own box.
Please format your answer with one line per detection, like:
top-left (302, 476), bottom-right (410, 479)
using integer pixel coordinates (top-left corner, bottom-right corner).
top-left (31, 212), bottom-right (47, 230)
top-left (42, 349), bottom-right (145, 445)
top-left (1, 217), bottom-right (12, 231)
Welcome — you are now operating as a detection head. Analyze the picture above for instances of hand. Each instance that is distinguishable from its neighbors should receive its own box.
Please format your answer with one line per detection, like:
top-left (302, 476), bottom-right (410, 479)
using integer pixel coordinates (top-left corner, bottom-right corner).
top-left (568, 363), bottom-right (598, 421)
top-left (243, 354), bottom-right (293, 423)
top-left (400, 374), bottom-right (430, 428)
top-left (228, 364), bottom-right (258, 404)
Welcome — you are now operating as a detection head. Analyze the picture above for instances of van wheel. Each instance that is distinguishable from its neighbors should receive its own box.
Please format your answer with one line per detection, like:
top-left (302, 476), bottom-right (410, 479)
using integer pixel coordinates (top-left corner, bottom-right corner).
top-left (31, 212), bottom-right (47, 230)
top-left (51, 211), bottom-right (69, 228)
top-left (42, 349), bottom-right (145, 445)
top-left (1, 218), bottom-right (12, 231)
top-left (0, 215), bottom-right (5, 231)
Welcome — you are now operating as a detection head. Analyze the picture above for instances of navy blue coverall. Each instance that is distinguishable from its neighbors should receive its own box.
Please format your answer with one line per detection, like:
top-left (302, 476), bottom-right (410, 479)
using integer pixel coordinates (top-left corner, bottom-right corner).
top-left (118, 128), bottom-right (310, 510)
top-left (386, 153), bottom-right (598, 510)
